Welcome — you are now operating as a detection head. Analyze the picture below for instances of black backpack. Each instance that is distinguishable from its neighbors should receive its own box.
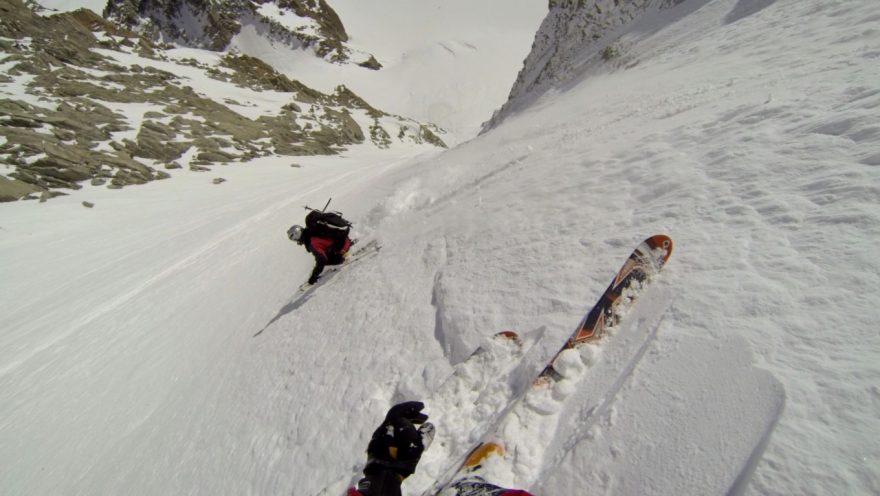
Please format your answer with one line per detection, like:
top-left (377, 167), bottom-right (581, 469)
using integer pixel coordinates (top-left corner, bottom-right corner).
top-left (305, 210), bottom-right (351, 240)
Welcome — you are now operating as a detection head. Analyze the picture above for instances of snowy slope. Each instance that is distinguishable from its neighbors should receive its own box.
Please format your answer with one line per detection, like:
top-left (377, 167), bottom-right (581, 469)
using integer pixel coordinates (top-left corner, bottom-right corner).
top-left (3, 0), bottom-right (880, 495)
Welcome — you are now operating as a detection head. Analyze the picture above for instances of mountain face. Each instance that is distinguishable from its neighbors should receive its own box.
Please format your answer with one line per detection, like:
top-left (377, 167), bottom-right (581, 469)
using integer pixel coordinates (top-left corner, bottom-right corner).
top-left (103, 0), bottom-right (381, 67)
top-left (0, 0), bottom-right (443, 202)
top-left (487, 0), bottom-right (688, 129)
top-left (103, 0), bottom-right (252, 51)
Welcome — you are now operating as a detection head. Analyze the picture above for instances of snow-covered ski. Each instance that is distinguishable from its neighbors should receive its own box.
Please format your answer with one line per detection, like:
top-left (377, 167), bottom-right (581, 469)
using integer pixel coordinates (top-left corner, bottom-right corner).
top-left (429, 235), bottom-right (674, 494)
top-left (536, 234), bottom-right (672, 384)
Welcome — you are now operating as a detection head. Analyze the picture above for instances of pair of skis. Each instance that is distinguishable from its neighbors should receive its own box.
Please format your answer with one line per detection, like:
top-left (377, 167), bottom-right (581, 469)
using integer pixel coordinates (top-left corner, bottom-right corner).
top-left (337, 235), bottom-right (673, 495)
top-left (430, 234), bottom-right (674, 495)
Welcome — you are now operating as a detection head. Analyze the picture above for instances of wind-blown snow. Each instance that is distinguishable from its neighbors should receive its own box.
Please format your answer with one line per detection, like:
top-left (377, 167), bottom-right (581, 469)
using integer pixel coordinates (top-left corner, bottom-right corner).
top-left (3, 0), bottom-right (880, 495)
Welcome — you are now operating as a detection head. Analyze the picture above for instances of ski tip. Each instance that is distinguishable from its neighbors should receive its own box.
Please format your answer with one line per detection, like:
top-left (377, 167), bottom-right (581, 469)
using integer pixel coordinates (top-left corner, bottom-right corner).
top-left (532, 365), bottom-right (562, 388)
top-left (645, 234), bottom-right (674, 264)
top-left (493, 330), bottom-right (520, 343)
top-left (463, 442), bottom-right (505, 469)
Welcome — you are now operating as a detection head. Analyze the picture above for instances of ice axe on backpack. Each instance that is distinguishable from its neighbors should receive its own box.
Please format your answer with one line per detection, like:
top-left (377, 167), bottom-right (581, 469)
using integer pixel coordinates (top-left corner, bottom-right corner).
top-left (301, 197), bottom-right (351, 231)
top-left (299, 197), bottom-right (352, 239)
top-left (304, 197), bottom-right (333, 213)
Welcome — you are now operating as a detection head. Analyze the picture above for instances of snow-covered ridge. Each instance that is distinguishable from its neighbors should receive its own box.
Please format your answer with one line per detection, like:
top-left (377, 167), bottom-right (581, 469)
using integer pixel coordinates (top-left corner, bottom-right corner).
top-left (488, 0), bottom-right (709, 129)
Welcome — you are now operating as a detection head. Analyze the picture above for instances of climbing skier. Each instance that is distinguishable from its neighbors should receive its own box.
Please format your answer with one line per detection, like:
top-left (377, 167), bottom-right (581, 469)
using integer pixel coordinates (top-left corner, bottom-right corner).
top-left (347, 402), bottom-right (534, 496)
top-left (287, 208), bottom-right (353, 285)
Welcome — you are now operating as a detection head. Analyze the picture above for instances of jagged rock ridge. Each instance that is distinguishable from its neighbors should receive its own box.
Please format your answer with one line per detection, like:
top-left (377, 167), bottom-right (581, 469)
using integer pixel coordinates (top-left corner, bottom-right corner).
top-left (486, 0), bottom-right (689, 130)
top-left (103, 0), bottom-right (381, 67)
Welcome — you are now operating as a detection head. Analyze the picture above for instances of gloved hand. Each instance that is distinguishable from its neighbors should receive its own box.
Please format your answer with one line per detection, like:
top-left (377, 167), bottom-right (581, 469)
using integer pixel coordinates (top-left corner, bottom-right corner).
top-left (385, 401), bottom-right (429, 425)
top-left (364, 401), bottom-right (430, 479)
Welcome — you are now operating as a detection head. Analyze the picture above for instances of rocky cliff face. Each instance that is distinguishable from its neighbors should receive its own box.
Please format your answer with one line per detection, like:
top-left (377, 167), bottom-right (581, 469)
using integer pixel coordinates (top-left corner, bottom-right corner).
top-left (0, 0), bottom-right (444, 202)
top-left (104, 0), bottom-right (251, 51)
top-left (485, 0), bottom-right (689, 129)
top-left (103, 0), bottom-right (380, 67)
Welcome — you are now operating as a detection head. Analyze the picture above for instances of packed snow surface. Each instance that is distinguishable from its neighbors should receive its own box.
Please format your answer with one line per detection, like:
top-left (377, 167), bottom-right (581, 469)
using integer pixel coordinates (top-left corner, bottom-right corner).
top-left (4, 0), bottom-right (880, 495)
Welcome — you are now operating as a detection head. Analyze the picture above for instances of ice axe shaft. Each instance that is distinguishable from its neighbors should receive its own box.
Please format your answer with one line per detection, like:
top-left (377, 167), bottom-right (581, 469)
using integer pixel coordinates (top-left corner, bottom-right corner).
top-left (304, 197), bottom-right (332, 212)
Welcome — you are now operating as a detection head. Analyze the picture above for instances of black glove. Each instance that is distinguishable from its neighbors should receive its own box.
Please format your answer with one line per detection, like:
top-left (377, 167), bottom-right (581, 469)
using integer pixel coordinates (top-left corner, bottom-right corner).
top-left (385, 401), bottom-right (429, 425)
top-left (364, 401), bottom-right (429, 479)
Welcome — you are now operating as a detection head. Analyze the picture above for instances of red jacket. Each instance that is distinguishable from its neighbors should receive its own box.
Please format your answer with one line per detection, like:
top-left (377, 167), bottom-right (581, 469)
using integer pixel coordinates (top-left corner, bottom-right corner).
top-left (346, 486), bottom-right (533, 496)
top-left (304, 232), bottom-right (351, 283)
top-left (307, 235), bottom-right (351, 260)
